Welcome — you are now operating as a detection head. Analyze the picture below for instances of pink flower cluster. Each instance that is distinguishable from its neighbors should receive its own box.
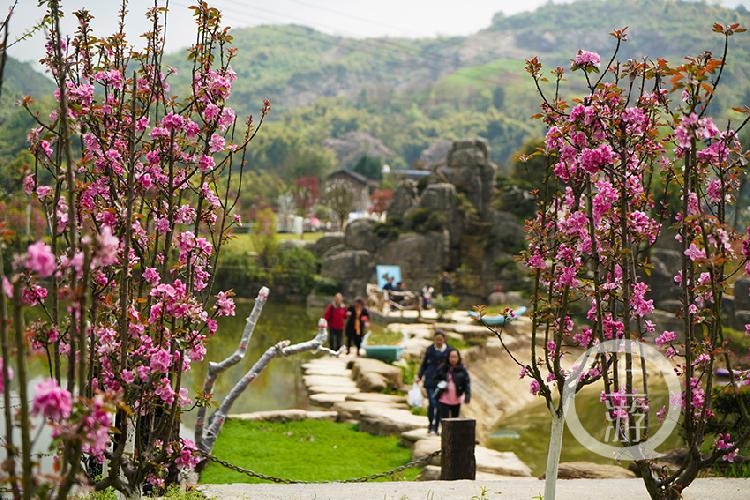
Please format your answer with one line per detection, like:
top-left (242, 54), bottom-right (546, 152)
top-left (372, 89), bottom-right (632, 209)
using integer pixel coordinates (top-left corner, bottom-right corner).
top-left (32, 379), bottom-right (73, 420)
top-left (571, 49), bottom-right (601, 70)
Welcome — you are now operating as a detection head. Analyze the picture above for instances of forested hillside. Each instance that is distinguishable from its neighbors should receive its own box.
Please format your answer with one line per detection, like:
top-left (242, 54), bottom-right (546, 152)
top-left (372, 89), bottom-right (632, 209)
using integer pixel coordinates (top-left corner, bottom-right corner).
top-left (3, 0), bottom-right (749, 199)
top-left (161, 0), bottom-right (750, 183)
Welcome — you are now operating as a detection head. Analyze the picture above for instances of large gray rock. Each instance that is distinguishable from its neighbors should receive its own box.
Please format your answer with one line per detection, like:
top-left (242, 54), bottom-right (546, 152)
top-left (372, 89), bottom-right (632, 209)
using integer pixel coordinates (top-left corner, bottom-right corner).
top-left (649, 249), bottom-right (683, 309)
top-left (434, 140), bottom-right (497, 220)
top-left (419, 139), bottom-right (453, 166)
top-left (344, 218), bottom-right (380, 253)
top-left (377, 232), bottom-right (448, 292)
top-left (320, 249), bottom-right (373, 299)
top-left (734, 278), bottom-right (750, 311)
top-left (388, 180), bottom-right (420, 221)
top-left (309, 233), bottom-right (345, 257)
top-left (419, 183), bottom-right (456, 212)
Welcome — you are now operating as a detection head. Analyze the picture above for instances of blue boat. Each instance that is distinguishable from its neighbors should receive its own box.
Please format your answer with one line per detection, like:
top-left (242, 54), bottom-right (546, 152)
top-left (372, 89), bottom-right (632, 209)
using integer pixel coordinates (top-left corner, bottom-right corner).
top-left (362, 331), bottom-right (407, 363)
top-left (467, 306), bottom-right (527, 326)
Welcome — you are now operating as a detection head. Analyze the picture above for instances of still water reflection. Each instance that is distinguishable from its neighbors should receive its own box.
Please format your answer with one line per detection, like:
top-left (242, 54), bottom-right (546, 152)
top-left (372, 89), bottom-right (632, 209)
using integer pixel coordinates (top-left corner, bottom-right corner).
top-left (182, 300), bottom-right (323, 430)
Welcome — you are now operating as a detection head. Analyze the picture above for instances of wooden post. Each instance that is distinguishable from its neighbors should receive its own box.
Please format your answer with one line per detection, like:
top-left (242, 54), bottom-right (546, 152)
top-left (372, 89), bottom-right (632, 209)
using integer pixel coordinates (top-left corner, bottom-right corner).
top-left (440, 417), bottom-right (476, 480)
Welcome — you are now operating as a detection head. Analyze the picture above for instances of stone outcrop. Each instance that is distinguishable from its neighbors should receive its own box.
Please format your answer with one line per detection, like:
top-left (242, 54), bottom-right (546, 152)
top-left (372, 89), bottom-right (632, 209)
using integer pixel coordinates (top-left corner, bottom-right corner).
top-left (388, 180), bottom-right (420, 220)
top-left (312, 139), bottom-right (525, 304)
top-left (649, 249), bottom-right (683, 310)
top-left (553, 462), bottom-right (636, 479)
top-left (320, 249), bottom-right (373, 300)
top-left (308, 233), bottom-right (345, 258)
top-left (434, 140), bottom-right (496, 220)
top-left (377, 232), bottom-right (448, 289)
top-left (344, 218), bottom-right (380, 253)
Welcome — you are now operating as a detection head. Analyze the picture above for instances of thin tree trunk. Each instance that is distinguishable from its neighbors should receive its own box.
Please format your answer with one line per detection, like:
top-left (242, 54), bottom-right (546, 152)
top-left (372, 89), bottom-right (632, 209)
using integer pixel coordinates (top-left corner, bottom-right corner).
top-left (544, 409), bottom-right (565, 500)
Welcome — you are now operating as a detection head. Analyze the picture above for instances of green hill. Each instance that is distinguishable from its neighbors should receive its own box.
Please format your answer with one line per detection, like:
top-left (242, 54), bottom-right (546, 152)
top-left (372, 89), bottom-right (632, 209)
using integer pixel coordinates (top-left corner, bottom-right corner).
top-left (4, 0), bottom-right (750, 182)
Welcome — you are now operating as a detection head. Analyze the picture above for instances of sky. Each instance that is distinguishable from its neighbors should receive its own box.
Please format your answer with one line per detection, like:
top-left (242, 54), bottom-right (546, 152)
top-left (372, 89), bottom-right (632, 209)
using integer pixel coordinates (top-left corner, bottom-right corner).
top-left (2, 0), bottom-right (750, 63)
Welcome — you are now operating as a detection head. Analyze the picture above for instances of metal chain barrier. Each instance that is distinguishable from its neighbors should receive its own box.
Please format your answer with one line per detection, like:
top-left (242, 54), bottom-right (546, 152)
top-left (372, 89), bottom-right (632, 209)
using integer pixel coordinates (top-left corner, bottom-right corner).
top-left (202, 449), bottom-right (441, 484)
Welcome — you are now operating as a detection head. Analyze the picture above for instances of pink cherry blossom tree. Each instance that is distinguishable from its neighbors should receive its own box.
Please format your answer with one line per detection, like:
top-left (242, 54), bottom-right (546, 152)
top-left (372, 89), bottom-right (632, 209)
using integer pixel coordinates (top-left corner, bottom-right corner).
top-left (0, 1), bottom-right (334, 497)
top-left (483, 24), bottom-right (749, 500)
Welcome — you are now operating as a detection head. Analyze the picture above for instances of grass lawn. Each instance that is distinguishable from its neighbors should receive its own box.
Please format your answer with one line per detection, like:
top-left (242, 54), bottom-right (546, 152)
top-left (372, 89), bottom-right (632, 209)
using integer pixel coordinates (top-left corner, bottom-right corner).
top-left (199, 419), bottom-right (421, 484)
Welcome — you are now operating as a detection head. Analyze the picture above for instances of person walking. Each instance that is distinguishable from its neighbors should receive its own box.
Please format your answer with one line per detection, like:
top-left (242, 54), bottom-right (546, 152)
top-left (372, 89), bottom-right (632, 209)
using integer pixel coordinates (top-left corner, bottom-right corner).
top-left (416, 330), bottom-right (451, 435)
top-left (345, 297), bottom-right (369, 356)
top-left (436, 348), bottom-right (471, 424)
top-left (323, 292), bottom-right (347, 351)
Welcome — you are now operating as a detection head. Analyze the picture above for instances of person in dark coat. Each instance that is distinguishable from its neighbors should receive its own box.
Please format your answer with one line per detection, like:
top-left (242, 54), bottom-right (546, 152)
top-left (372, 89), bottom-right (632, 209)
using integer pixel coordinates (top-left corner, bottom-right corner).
top-left (416, 330), bottom-right (451, 435)
top-left (435, 348), bottom-right (471, 423)
top-left (344, 297), bottom-right (369, 356)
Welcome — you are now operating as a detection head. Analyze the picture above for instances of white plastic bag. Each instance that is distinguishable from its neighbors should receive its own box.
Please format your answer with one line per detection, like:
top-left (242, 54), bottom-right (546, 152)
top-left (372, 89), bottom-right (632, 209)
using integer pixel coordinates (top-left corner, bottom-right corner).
top-left (407, 382), bottom-right (424, 408)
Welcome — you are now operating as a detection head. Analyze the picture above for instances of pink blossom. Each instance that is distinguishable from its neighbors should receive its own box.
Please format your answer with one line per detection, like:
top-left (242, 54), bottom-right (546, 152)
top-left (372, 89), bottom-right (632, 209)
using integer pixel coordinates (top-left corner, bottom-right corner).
top-left (203, 103), bottom-right (220, 121)
top-left (175, 439), bottom-right (200, 470)
top-left (32, 379), bottom-right (73, 420)
top-left (143, 267), bottom-right (160, 285)
top-left (25, 241), bottom-right (56, 277)
top-left (208, 133), bottom-right (225, 153)
top-left (215, 291), bottom-right (235, 317)
top-left (684, 243), bottom-right (706, 262)
top-left (655, 330), bottom-right (677, 346)
top-left (161, 112), bottom-right (185, 131)
top-left (39, 140), bottom-right (53, 159)
top-left (22, 284), bottom-right (48, 305)
top-left (198, 154), bottom-right (215, 172)
top-left (150, 348), bottom-right (172, 374)
top-left (95, 225), bottom-right (120, 267)
top-left (529, 379), bottom-right (541, 396)
top-left (693, 353), bottom-right (711, 366)
top-left (572, 49), bottom-right (601, 69)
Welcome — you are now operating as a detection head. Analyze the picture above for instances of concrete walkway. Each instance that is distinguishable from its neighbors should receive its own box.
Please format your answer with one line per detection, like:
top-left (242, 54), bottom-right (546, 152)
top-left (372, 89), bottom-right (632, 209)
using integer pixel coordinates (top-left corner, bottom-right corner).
top-left (198, 477), bottom-right (750, 499)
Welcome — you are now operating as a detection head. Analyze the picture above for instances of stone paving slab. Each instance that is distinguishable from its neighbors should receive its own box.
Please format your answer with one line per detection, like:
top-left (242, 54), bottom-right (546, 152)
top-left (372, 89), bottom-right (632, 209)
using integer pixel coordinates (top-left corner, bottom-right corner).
top-left (197, 478), bottom-right (750, 500)
top-left (345, 392), bottom-right (406, 403)
top-left (474, 446), bottom-right (532, 477)
top-left (419, 465), bottom-right (520, 481)
top-left (303, 365), bottom-right (353, 377)
top-left (302, 375), bottom-right (357, 387)
top-left (307, 385), bottom-right (360, 395)
top-left (359, 407), bottom-right (428, 436)
top-left (333, 400), bottom-right (407, 421)
top-left (308, 393), bottom-right (348, 407)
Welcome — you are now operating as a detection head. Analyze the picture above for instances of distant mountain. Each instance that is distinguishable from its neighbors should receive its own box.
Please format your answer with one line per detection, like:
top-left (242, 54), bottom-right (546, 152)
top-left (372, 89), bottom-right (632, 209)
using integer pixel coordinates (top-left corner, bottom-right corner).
top-left (163, 0), bottom-right (748, 175)
top-left (0, 57), bottom-right (55, 162)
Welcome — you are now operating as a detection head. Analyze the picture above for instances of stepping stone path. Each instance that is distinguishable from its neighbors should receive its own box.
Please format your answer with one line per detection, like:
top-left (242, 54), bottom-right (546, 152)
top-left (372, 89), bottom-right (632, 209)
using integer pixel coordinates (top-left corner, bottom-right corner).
top-left (297, 353), bottom-right (531, 480)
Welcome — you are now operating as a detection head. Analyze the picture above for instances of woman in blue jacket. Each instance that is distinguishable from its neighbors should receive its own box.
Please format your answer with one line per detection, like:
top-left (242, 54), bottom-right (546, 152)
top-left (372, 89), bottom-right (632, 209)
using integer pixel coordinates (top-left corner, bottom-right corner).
top-left (416, 330), bottom-right (450, 434)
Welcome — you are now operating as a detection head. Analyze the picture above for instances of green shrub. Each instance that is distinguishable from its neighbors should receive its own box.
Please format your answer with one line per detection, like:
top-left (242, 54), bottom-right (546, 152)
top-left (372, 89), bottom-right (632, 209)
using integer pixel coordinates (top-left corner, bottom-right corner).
top-left (374, 220), bottom-right (401, 240)
top-left (271, 245), bottom-right (318, 296)
top-left (313, 275), bottom-right (341, 296)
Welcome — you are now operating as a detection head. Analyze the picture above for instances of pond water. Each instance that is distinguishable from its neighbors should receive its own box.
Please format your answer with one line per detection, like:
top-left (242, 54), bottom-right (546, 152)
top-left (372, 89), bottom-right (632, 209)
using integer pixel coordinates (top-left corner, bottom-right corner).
top-left (487, 384), bottom-right (681, 476)
top-left (181, 300), bottom-right (325, 430)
